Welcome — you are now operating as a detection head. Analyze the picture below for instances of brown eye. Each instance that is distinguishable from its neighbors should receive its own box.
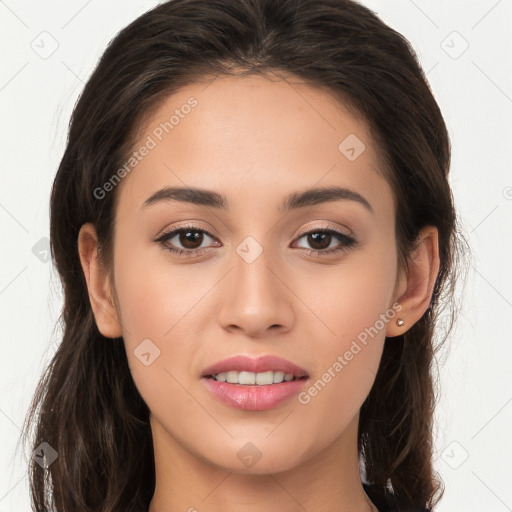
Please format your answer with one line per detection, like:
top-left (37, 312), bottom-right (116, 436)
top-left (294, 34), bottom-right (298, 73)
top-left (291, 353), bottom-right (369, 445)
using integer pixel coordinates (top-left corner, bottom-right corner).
top-left (177, 230), bottom-right (204, 249)
top-left (306, 232), bottom-right (332, 250)
top-left (155, 225), bottom-right (220, 256)
top-left (294, 228), bottom-right (357, 255)
top-left (155, 225), bottom-right (356, 258)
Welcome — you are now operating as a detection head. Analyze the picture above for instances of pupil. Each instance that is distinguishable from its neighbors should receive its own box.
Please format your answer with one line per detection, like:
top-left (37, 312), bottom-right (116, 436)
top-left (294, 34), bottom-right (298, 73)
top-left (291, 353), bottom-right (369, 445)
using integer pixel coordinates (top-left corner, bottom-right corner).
top-left (308, 232), bottom-right (330, 250)
top-left (180, 230), bottom-right (202, 249)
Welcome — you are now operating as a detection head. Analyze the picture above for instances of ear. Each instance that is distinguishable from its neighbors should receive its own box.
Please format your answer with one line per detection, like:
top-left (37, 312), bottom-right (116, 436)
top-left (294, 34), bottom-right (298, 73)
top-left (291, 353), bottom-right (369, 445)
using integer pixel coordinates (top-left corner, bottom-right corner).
top-left (77, 223), bottom-right (123, 338)
top-left (386, 226), bottom-right (440, 338)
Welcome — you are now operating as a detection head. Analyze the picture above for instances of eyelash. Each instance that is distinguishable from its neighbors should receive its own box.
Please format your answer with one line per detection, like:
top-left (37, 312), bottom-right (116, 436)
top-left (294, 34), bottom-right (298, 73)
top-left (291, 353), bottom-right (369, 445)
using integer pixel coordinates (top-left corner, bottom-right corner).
top-left (155, 223), bottom-right (357, 258)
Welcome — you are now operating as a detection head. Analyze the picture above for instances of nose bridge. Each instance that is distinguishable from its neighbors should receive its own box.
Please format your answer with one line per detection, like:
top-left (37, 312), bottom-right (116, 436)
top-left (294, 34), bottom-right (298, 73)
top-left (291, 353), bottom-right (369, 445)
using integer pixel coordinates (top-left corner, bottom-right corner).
top-left (217, 234), bottom-right (293, 335)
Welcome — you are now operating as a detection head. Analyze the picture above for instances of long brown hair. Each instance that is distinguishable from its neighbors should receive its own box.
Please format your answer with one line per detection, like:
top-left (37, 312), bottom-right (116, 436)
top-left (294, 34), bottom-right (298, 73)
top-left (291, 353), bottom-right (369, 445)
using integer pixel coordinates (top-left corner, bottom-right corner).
top-left (21, 0), bottom-right (466, 510)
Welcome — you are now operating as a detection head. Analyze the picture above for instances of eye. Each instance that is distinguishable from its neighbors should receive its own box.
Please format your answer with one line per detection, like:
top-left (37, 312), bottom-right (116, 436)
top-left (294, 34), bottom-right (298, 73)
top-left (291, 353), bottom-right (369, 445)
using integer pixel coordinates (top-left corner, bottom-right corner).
top-left (155, 224), bottom-right (357, 258)
top-left (292, 226), bottom-right (357, 256)
top-left (155, 224), bottom-right (220, 257)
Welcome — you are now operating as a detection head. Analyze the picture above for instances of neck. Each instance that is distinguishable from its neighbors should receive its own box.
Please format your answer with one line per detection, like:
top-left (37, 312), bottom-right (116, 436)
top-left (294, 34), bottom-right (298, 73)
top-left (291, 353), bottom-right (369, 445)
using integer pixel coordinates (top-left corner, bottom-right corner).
top-left (148, 413), bottom-right (377, 512)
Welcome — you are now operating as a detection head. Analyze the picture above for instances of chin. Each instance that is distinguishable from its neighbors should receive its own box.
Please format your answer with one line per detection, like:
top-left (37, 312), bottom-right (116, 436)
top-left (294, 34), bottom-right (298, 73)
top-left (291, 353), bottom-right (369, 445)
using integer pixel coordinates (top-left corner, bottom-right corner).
top-left (202, 441), bottom-right (308, 476)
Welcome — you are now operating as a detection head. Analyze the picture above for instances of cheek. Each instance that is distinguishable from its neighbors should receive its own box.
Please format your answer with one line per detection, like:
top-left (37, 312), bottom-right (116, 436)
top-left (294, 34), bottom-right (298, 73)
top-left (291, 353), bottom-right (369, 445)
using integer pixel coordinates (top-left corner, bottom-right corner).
top-left (112, 258), bottom-right (204, 428)
top-left (294, 245), bottom-right (398, 346)
top-left (290, 248), bottom-right (397, 423)
top-left (112, 238), bottom-right (208, 339)
top-left (111, 240), bottom-right (217, 399)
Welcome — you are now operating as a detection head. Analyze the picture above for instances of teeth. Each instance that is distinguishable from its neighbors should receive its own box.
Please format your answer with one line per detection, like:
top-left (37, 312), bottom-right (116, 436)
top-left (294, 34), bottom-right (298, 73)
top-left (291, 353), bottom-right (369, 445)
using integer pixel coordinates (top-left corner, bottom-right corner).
top-left (273, 371), bottom-right (285, 383)
top-left (212, 370), bottom-right (298, 385)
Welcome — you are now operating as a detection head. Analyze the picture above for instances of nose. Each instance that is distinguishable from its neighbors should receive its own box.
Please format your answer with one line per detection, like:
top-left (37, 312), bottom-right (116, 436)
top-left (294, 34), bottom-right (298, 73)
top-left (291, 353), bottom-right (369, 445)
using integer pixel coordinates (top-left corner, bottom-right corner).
top-left (217, 242), bottom-right (295, 338)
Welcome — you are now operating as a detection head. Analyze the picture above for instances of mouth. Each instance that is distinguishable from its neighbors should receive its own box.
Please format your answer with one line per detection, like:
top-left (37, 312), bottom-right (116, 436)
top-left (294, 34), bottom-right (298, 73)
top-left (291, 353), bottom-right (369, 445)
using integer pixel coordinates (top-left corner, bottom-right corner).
top-left (201, 354), bottom-right (309, 411)
top-left (205, 370), bottom-right (307, 385)
top-left (201, 354), bottom-right (309, 381)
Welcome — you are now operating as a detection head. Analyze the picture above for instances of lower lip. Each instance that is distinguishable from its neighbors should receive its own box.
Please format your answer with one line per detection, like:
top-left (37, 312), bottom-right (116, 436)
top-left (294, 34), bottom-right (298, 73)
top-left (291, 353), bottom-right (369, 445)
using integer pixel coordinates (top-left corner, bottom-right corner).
top-left (202, 377), bottom-right (308, 411)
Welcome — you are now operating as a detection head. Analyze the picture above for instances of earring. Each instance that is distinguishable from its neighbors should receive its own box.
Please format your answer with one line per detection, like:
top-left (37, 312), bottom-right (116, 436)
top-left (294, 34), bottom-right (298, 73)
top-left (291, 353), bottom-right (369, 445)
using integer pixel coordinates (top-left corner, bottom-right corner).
top-left (396, 318), bottom-right (405, 327)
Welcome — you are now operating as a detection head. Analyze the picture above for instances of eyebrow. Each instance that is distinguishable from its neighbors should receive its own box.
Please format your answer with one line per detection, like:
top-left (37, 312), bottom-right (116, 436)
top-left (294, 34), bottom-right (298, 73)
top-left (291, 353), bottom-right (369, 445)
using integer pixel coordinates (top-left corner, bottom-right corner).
top-left (143, 185), bottom-right (373, 214)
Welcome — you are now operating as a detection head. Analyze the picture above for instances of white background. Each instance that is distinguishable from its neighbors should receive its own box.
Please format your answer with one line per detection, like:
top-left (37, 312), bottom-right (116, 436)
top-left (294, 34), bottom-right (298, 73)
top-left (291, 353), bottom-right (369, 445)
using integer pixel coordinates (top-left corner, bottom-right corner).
top-left (1, 1), bottom-right (511, 510)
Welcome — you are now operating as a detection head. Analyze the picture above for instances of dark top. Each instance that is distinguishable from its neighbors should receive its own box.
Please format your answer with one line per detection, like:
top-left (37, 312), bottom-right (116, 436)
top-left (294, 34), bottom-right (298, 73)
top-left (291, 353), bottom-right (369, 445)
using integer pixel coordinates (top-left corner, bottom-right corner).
top-left (363, 484), bottom-right (430, 512)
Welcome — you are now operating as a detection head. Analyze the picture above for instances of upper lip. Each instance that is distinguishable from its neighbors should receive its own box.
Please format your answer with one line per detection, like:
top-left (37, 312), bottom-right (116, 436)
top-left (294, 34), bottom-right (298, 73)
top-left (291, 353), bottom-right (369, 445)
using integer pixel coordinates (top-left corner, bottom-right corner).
top-left (201, 355), bottom-right (308, 378)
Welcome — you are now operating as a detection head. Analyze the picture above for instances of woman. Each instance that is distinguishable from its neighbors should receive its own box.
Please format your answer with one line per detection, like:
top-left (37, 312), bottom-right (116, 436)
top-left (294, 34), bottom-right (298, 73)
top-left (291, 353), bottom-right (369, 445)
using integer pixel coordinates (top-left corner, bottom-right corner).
top-left (22, 0), bottom-right (465, 510)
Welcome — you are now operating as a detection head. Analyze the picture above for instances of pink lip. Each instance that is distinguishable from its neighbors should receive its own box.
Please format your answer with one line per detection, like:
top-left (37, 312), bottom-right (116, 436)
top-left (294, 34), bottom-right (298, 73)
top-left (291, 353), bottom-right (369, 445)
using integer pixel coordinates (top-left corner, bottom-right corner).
top-left (201, 355), bottom-right (308, 378)
top-left (201, 355), bottom-right (309, 411)
top-left (203, 378), bottom-right (308, 411)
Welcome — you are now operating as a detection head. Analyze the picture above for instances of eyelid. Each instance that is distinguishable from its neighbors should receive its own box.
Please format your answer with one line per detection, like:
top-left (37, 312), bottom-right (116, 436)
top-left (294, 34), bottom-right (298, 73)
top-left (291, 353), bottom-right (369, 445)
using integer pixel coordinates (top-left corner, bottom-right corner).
top-left (154, 220), bottom-right (216, 239)
top-left (156, 221), bottom-right (352, 241)
top-left (294, 222), bottom-right (353, 239)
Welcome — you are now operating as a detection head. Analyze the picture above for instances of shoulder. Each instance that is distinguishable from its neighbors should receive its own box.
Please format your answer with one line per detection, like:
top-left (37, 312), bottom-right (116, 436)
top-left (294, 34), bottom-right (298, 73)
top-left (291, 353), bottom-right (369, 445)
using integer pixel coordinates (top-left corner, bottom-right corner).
top-left (363, 483), bottom-right (431, 512)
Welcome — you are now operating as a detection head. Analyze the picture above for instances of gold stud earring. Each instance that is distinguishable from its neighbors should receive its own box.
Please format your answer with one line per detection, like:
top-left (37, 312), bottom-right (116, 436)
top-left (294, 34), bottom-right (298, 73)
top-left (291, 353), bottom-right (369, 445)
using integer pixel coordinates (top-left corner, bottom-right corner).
top-left (396, 318), bottom-right (405, 327)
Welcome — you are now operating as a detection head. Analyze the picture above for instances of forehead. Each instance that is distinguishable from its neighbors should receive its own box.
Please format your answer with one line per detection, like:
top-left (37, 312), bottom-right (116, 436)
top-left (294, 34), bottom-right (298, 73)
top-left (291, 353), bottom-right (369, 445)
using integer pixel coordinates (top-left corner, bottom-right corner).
top-left (116, 74), bottom-right (393, 216)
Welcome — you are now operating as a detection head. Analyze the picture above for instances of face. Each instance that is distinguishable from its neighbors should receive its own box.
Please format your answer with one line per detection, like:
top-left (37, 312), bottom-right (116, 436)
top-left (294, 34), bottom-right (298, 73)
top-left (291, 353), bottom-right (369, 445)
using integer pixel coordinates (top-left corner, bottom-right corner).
top-left (109, 73), bottom-right (402, 474)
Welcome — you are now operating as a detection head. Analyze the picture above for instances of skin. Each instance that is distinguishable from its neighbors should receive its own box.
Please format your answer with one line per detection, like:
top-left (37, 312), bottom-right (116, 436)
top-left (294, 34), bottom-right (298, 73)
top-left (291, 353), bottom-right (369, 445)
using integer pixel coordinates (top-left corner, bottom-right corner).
top-left (78, 73), bottom-right (440, 512)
